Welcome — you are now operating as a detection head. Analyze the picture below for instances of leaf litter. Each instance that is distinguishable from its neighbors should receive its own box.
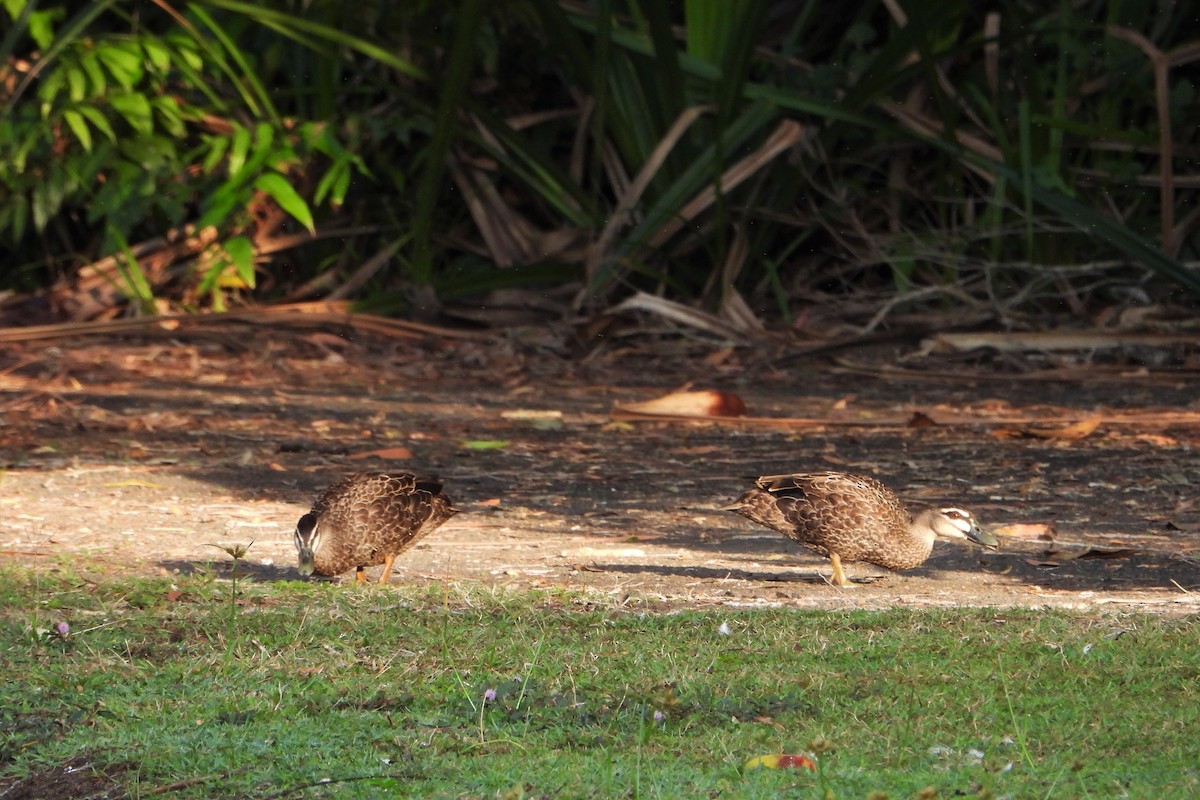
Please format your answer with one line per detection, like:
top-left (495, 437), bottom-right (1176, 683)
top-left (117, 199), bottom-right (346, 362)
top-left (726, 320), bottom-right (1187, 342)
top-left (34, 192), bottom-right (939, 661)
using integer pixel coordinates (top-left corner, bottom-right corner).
top-left (0, 329), bottom-right (1197, 613)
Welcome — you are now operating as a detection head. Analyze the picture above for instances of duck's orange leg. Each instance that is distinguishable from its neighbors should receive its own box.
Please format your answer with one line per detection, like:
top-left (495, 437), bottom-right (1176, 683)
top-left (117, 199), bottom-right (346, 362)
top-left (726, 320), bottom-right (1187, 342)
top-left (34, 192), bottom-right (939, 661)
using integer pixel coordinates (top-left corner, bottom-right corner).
top-left (378, 553), bottom-right (396, 585)
top-left (829, 553), bottom-right (850, 587)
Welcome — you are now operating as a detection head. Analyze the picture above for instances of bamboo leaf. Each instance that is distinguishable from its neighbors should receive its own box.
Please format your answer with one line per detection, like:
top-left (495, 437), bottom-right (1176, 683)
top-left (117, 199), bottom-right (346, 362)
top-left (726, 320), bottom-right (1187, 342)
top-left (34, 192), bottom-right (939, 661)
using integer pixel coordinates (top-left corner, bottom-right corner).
top-left (95, 41), bottom-right (144, 90)
top-left (78, 105), bottom-right (116, 143)
top-left (109, 92), bottom-right (153, 135)
top-left (196, 0), bottom-right (427, 81)
top-left (223, 235), bottom-right (256, 287)
top-left (228, 124), bottom-right (251, 175)
top-left (62, 109), bottom-right (92, 151)
top-left (254, 171), bottom-right (314, 233)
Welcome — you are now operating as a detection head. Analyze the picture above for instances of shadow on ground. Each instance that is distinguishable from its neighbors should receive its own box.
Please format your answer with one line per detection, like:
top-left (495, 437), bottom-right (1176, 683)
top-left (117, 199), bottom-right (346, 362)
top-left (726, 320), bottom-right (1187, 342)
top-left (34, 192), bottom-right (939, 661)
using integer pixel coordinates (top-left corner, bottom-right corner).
top-left (2, 332), bottom-right (1198, 609)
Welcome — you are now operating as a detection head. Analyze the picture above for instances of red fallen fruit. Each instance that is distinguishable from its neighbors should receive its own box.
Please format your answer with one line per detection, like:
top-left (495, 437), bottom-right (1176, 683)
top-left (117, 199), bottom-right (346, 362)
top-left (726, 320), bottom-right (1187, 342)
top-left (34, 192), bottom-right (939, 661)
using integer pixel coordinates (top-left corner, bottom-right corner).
top-left (744, 754), bottom-right (817, 770)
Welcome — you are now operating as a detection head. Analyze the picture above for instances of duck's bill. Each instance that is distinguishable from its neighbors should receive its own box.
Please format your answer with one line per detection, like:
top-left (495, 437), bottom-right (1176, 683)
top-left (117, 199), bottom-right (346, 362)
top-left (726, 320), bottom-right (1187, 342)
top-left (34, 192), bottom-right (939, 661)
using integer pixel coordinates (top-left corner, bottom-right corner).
top-left (967, 526), bottom-right (1000, 550)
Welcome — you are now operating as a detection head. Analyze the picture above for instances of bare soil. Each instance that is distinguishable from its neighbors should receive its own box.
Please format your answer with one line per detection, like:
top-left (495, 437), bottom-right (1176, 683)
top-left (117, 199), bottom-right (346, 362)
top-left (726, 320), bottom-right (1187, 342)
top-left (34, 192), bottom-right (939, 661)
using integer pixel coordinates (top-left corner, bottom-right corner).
top-left (2, 325), bottom-right (1199, 615)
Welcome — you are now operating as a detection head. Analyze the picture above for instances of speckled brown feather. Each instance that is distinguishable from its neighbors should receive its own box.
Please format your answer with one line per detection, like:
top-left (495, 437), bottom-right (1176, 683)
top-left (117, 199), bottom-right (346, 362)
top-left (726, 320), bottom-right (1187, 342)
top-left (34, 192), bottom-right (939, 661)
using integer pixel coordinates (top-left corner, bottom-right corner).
top-left (305, 472), bottom-right (456, 578)
top-left (727, 472), bottom-right (935, 571)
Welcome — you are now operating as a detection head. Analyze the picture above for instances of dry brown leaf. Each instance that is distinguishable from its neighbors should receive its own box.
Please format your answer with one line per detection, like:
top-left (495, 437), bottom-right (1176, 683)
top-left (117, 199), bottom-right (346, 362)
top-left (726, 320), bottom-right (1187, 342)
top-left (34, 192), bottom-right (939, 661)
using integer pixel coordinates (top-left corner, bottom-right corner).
top-left (1025, 416), bottom-right (1103, 440)
top-left (992, 416), bottom-right (1103, 441)
top-left (349, 446), bottom-right (414, 460)
top-left (1133, 433), bottom-right (1178, 447)
top-left (1075, 547), bottom-right (1139, 560)
top-left (614, 390), bottom-right (747, 419)
top-left (907, 411), bottom-right (937, 428)
top-left (500, 409), bottom-right (563, 422)
top-left (992, 523), bottom-right (1057, 541)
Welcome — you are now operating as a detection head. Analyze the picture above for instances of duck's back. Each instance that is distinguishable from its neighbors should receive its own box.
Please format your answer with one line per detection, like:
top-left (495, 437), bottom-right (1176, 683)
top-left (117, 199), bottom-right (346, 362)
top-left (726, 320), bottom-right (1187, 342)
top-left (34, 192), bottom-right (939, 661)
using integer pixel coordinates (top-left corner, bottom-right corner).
top-left (313, 473), bottom-right (456, 575)
top-left (731, 472), bottom-right (928, 569)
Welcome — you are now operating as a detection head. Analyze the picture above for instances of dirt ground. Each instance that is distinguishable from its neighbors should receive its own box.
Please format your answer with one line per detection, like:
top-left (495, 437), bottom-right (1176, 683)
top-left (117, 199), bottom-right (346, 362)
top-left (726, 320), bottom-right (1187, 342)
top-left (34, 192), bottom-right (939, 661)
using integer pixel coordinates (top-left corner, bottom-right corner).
top-left (2, 322), bottom-right (1199, 615)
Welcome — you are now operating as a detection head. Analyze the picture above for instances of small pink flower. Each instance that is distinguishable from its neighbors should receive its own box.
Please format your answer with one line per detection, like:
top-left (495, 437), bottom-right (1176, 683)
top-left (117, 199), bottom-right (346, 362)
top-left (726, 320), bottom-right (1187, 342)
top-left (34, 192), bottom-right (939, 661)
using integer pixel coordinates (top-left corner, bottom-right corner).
top-left (653, 710), bottom-right (665, 723)
top-left (483, 688), bottom-right (497, 702)
top-left (56, 622), bottom-right (69, 637)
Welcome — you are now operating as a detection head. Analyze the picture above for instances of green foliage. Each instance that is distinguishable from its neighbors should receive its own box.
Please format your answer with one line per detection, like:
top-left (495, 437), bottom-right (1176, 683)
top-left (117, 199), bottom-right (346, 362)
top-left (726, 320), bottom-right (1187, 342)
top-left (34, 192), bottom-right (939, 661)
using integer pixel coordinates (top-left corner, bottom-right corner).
top-left (2, 0), bottom-right (1196, 318)
top-left (0, 1), bottom-right (364, 308)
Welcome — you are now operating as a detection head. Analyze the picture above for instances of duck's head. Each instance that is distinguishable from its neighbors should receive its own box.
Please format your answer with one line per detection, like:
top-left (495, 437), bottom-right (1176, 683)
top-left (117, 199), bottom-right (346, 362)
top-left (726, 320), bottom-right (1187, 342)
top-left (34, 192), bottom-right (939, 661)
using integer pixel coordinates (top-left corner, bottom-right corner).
top-left (294, 512), bottom-right (321, 577)
top-left (925, 507), bottom-right (998, 549)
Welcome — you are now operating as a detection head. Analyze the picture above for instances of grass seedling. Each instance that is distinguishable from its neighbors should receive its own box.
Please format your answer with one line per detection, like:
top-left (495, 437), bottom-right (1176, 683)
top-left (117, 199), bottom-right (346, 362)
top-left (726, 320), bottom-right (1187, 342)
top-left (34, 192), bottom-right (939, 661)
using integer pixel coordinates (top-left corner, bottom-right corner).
top-left (205, 540), bottom-right (253, 635)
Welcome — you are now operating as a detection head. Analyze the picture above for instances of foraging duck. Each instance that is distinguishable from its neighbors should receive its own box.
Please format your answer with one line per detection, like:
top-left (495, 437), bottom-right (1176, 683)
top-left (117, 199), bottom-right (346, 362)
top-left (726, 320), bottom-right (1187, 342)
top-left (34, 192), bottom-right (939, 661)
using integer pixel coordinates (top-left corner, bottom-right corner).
top-left (294, 472), bottom-right (457, 583)
top-left (725, 471), bottom-right (997, 586)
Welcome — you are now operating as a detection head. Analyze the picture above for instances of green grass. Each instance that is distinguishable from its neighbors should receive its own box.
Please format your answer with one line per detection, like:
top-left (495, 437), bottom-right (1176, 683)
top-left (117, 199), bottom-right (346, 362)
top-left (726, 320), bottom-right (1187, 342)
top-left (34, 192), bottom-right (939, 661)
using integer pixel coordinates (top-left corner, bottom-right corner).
top-left (1, 565), bottom-right (1197, 799)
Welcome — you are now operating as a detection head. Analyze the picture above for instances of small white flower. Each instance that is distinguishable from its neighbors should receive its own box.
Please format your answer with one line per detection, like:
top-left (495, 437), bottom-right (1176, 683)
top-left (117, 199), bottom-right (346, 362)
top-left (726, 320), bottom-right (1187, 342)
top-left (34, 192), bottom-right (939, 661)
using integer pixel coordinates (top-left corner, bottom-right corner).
top-left (717, 621), bottom-right (732, 636)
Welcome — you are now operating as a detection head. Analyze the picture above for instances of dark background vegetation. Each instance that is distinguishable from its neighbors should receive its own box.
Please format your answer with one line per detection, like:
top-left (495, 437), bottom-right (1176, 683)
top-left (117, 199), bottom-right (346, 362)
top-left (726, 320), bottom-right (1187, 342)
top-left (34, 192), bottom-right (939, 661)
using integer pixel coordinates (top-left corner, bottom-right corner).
top-left (2, 0), bottom-right (1198, 327)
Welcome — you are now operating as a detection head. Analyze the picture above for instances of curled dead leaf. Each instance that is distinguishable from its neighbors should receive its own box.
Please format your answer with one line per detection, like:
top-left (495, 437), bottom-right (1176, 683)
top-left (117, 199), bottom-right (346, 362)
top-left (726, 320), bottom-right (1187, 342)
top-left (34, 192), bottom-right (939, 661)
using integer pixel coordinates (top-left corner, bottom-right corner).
top-left (991, 416), bottom-right (1103, 441)
top-left (1025, 416), bottom-right (1103, 440)
top-left (991, 523), bottom-right (1056, 541)
top-left (614, 390), bottom-right (747, 419)
top-left (1075, 547), bottom-right (1138, 560)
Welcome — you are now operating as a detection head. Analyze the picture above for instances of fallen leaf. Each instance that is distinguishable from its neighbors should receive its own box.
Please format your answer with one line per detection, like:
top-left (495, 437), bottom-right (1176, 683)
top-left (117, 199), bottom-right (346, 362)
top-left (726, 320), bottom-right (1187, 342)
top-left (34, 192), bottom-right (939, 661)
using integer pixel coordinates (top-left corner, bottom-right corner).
top-left (991, 417), bottom-right (1103, 441)
top-left (991, 523), bottom-right (1056, 541)
top-left (614, 390), bottom-right (747, 419)
top-left (1135, 433), bottom-right (1178, 447)
top-left (1023, 558), bottom-right (1062, 568)
top-left (744, 754), bottom-right (816, 771)
top-left (478, 497), bottom-right (502, 507)
top-left (1025, 416), bottom-right (1103, 440)
top-left (500, 409), bottom-right (564, 422)
top-left (1075, 547), bottom-right (1138, 560)
top-left (461, 440), bottom-right (511, 450)
top-left (349, 446), bottom-right (414, 460)
top-left (907, 411), bottom-right (938, 428)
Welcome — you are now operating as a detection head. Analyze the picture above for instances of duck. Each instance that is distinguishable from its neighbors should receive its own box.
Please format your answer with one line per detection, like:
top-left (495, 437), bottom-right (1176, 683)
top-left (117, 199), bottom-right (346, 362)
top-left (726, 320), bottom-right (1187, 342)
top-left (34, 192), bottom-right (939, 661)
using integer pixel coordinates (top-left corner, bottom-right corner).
top-left (725, 471), bottom-right (997, 586)
top-left (294, 472), bottom-right (457, 583)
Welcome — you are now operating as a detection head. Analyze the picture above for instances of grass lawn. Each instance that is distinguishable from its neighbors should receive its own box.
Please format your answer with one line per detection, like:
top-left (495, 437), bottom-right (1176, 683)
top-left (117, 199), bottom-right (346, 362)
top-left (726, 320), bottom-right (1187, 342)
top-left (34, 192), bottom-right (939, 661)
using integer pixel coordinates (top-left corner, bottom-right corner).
top-left (1, 563), bottom-right (1196, 798)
